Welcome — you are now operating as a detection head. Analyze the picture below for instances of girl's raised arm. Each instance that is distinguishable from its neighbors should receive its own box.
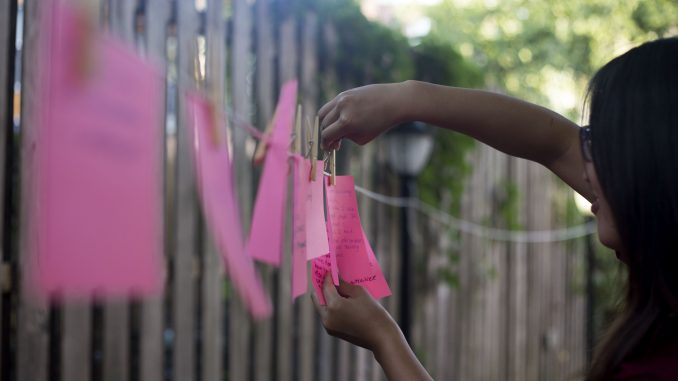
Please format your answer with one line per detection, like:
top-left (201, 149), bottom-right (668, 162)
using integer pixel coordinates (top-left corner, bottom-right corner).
top-left (319, 81), bottom-right (593, 201)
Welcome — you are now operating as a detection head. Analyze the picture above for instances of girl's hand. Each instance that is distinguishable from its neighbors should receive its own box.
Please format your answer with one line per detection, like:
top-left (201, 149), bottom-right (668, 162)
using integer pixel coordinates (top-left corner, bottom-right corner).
top-left (318, 82), bottom-right (412, 150)
top-left (311, 274), bottom-right (399, 352)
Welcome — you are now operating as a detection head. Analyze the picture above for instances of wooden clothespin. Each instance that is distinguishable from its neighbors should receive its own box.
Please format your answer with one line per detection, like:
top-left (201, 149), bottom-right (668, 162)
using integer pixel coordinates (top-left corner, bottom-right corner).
top-left (72, 3), bottom-right (98, 83)
top-left (329, 149), bottom-right (336, 186)
top-left (253, 110), bottom-right (277, 165)
top-left (309, 116), bottom-right (319, 181)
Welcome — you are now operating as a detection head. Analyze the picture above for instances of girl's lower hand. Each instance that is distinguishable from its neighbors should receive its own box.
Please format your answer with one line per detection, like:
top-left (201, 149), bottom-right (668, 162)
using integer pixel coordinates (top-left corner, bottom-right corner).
top-left (318, 82), bottom-right (412, 151)
top-left (311, 274), bottom-right (399, 353)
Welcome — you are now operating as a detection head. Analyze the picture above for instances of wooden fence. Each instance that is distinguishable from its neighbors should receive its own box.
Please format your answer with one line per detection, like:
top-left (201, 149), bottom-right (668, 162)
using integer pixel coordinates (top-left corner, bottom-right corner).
top-left (0, 0), bottom-right (587, 380)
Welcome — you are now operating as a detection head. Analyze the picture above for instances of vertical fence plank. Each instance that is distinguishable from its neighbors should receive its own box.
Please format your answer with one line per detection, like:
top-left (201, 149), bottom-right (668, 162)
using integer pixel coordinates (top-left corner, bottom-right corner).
top-left (252, 0), bottom-right (274, 380)
top-left (140, 1), bottom-right (169, 381)
top-left (507, 157), bottom-right (529, 381)
top-left (100, 3), bottom-right (139, 380)
top-left (299, 10), bottom-right (319, 381)
top-left (0, 1), bottom-right (15, 377)
top-left (201, 1), bottom-right (225, 380)
top-left (229, 0), bottom-right (253, 379)
top-left (17, 1), bottom-right (49, 380)
top-left (59, 2), bottom-right (100, 380)
top-left (276, 9), bottom-right (296, 381)
top-left (62, 303), bottom-right (92, 381)
top-left (173, 1), bottom-right (200, 380)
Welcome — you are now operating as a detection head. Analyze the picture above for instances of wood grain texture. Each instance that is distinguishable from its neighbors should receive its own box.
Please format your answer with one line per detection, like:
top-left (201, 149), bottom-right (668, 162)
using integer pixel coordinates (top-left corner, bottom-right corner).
top-left (229, 0), bottom-right (253, 379)
top-left (276, 9), bottom-right (297, 381)
top-left (140, 1), bottom-right (169, 381)
top-left (0, 1), bottom-right (14, 377)
top-left (299, 12), bottom-right (319, 381)
top-left (252, 2), bottom-right (274, 380)
top-left (17, 1), bottom-right (49, 380)
top-left (172, 1), bottom-right (200, 380)
top-left (201, 1), bottom-right (225, 380)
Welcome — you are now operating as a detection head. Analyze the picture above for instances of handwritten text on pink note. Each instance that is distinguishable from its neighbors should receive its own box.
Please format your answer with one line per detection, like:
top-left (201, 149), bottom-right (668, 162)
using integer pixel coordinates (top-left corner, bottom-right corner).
top-left (248, 80), bottom-right (298, 266)
top-left (187, 93), bottom-right (272, 318)
top-left (292, 156), bottom-right (311, 299)
top-left (305, 162), bottom-right (330, 260)
top-left (32, 0), bottom-right (163, 299)
top-left (311, 254), bottom-right (333, 305)
top-left (324, 176), bottom-right (391, 300)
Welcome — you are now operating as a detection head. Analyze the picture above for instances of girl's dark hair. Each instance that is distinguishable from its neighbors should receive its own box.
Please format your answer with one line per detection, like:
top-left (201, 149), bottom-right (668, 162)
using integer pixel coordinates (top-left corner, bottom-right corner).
top-left (586, 37), bottom-right (678, 380)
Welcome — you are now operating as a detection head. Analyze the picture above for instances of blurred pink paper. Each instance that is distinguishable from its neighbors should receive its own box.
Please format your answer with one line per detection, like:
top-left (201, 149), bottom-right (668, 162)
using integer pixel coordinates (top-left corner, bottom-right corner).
top-left (31, 0), bottom-right (164, 299)
top-left (186, 93), bottom-right (272, 318)
top-left (324, 176), bottom-right (391, 300)
top-left (305, 162), bottom-right (330, 260)
top-left (248, 80), bottom-right (298, 266)
top-left (292, 156), bottom-right (311, 299)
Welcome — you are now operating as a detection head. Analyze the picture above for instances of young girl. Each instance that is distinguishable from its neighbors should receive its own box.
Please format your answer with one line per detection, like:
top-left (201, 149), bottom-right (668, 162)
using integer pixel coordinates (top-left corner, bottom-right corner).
top-left (312, 37), bottom-right (678, 380)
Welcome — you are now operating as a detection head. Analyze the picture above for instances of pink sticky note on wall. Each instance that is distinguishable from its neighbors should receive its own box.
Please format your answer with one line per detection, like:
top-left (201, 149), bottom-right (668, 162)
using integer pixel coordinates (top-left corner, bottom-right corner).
top-left (31, 0), bottom-right (164, 299)
top-left (324, 176), bottom-right (391, 300)
top-left (305, 162), bottom-right (330, 260)
top-left (186, 93), bottom-right (272, 318)
top-left (248, 80), bottom-right (298, 266)
top-left (292, 156), bottom-right (311, 299)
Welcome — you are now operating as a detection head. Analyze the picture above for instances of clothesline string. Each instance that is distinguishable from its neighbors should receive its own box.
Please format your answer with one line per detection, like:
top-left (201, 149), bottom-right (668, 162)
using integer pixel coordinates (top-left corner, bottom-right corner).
top-left (225, 110), bottom-right (597, 243)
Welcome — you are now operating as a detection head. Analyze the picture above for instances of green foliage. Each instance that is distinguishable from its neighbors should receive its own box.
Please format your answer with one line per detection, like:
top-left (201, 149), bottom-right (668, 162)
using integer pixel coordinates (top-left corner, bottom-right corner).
top-left (438, 267), bottom-right (460, 288)
top-left (311, 0), bottom-right (414, 88)
top-left (414, 38), bottom-right (484, 217)
top-left (496, 180), bottom-right (522, 231)
top-left (428, 0), bottom-right (678, 120)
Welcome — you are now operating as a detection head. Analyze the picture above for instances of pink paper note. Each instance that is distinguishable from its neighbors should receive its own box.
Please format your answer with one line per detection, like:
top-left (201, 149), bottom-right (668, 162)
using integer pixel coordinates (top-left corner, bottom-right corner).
top-left (305, 162), bottom-right (330, 260)
top-left (186, 92), bottom-right (272, 318)
top-left (324, 206), bottom-right (340, 286)
top-left (248, 80), bottom-right (298, 266)
top-left (292, 155), bottom-right (311, 299)
top-left (311, 253), bottom-right (333, 305)
top-left (31, 0), bottom-right (164, 299)
top-left (325, 176), bottom-right (391, 300)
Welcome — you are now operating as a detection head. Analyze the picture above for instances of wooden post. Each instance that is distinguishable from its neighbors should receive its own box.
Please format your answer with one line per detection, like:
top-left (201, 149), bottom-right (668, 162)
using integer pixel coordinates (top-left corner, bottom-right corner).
top-left (172, 1), bottom-right (200, 380)
top-left (0, 1), bottom-right (15, 377)
top-left (299, 10), bottom-right (319, 381)
top-left (140, 1), bottom-right (169, 381)
top-left (100, 3), bottom-right (138, 380)
top-left (253, 0), bottom-right (274, 380)
top-left (17, 1), bottom-right (49, 380)
top-left (276, 8), bottom-right (296, 381)
top-left (230, 0), bottom-right (253, 379)
top-left (507, 157), bottom-right (529, 381)
top-left (202, 1), bottom-right (226, 380)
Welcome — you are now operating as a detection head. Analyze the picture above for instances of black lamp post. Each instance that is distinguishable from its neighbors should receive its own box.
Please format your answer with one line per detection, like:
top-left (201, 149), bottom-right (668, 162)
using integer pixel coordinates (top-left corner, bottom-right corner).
top-left (385, 121), bottom-right (434, 343)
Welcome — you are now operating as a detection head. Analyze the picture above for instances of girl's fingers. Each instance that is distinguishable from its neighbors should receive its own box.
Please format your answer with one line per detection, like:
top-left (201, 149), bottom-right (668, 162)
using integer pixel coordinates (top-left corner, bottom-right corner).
top-left (310, 291), bottom-right (325, 314)
top-left (318, 98), bottom-right (336, 121)
top-left (322, 273), bottom-right (341, 306)
top-left (320, 105), bottom-right (340, 132)
top-left (321, 119), bottom-right (344, 151)
top-left (337, 278), bottom-right (362, 298)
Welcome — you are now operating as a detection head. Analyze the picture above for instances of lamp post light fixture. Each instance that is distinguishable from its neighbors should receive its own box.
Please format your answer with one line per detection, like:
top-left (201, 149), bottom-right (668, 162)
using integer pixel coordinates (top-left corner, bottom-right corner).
top-left (574, 191), bottom-right (596, 365)
top-left (384, 121), bottom-right (435, 343)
